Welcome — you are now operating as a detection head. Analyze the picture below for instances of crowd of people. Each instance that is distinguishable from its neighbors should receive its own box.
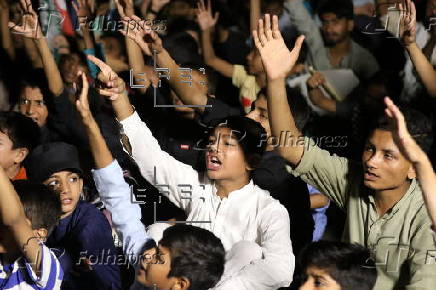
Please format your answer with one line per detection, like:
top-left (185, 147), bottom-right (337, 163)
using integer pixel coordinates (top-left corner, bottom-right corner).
top-left (0, 0), bottom-right (435, 289)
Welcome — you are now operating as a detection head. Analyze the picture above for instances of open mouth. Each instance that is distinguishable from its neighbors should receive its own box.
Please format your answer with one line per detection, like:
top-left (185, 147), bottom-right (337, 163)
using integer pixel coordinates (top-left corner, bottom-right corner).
top-left (207, 155), bottom-right (222, 171)
top-left (364, 170), bottom-right (379, 181)
top-left (61, 198), bottom-right (73, 206)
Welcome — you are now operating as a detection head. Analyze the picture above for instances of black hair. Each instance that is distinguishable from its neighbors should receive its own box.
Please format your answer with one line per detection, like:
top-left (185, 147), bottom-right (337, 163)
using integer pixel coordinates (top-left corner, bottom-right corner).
top-left (207, 116), bottom-right (267, 169)
top-left (370, 107), bottom-right (433, 154)
top-left (163, 31), bottom-right (202, 65)
top-left (300, 241), bottom-right (377, 290)
top-left (160, 225), bottom-right (225, 290)
top-left (366, 70), bottom-right (403, 102)
top-left (257, 86), bottom-right (310, 132)
top-left (16, 70), bottom-right (55, 112)
top-left (0, 111), bottom-right (40, 151)
top-left (12, 180), bottom-right (62, 236)
top-left (318, 0), bottom-right (354, 20)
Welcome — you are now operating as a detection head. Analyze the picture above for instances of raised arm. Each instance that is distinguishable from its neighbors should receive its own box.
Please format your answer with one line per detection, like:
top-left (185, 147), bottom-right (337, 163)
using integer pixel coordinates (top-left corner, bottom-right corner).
top-left (307, 71), bottom-right (337, 113)
top-left (253, 14), bottom-right (305, 165)
top-left (384, 97), bottom-right (436, 229)
top-left (121, 15), bottom-right (209, 112)
top-left (115, 0), bottom-right (150, 94)
top-left (75, 68), bottom-right (152, 262)
top-left (401, 0), bottom-right (436, 98)
top-left (0, 0), bottom-right (15, 59)
top-left (250, 0), bottom-right (261, 33)
top-left (9, 0), bottom-right (64, 96)
top-left (196, 0), bottom-right (234, 78)
top-left (88, 55), bottom-right (203, 210)
top-left (0, 166), bottom-right (43, 274)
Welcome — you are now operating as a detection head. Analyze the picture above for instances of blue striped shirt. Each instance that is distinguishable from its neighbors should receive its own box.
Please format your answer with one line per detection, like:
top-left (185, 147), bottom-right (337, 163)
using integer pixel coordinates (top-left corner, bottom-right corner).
top-left (0, 244), bottom-right (63, 289)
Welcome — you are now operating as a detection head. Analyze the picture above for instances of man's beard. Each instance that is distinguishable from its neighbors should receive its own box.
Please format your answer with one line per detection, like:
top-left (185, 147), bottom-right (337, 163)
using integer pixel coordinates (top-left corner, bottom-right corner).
top-left (322, 32), bottom-right (348, 47)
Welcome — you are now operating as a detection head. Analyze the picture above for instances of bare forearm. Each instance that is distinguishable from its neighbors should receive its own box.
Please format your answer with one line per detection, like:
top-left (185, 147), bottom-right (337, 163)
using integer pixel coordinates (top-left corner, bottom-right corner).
top-left (308, 88), bottom-right (336, 112)
top-left (126, 38), bottom-right (149, 94)
top-left (112, 91), bottom-right (135, 121)
top-left (0, 168), bottom-right (26, 226)
top-left (82, 116), bottom-right (114, 169)
top-left (267, 78), bottom-right (304, 165)
top-left (250, 0), bottom-right (261, 33)
top-left (34, 38), bottom-right (64, 96)
top-left (201, 29), bottom-right (233, 78)
top-left (23, 38), bottom-right (43, 68)
top-left (156, 48), bottom-right (208, 111)
top-left (81, 25), bottom-right (95, 50)
top-left (310, 193), bottom-right (329, 209)
top-left (406, 43), bottom-right (436, 98)
top-left (0, 9), bottom-right (15, 59)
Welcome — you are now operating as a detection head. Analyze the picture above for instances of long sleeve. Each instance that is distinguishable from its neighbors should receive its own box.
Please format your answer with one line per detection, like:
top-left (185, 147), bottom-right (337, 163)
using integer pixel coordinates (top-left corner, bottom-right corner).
top-left (120, 112), bottom-right (207, 210)
top-left (286, 137), bottom-right (361, 210)
top-left (92, 160), bottom-right (153, 265)
top-left (284, 0), bottom-right (330, 70)
top-left (213, 203), bottom-right (294, 289)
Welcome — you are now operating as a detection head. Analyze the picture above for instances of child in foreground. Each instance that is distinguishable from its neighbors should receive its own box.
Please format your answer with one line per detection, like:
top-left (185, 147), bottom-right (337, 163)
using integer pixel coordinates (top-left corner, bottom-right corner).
top-left (299, 241), bottom-right (377, 290)
top-left (0, 176), bottom-right (63, 289)
top-left (74, 68), bottom-right (226, 290)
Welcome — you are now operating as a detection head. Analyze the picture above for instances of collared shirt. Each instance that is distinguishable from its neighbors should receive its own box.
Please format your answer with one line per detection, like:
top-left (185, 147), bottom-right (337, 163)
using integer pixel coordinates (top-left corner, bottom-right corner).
top-left (0, 244), bottom-right (63, 289)
top-left (286, 138), bottom-right (436, 289)
top-left (284, 0), bottom-right (379, 80)
top-left (119, 112), bottom-right (294, 290)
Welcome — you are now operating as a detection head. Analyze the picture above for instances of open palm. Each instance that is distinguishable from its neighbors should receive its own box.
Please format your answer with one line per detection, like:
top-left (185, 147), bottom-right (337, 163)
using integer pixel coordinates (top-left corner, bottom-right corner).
top-left (8, 0), bottom-right (42, 39)
top-left (253, 14), bottom-right (304, 80)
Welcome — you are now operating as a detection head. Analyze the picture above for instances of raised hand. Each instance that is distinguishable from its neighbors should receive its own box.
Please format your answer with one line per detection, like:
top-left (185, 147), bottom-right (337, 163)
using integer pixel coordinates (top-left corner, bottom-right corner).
top-left (384, 97), bottom-right (424, 163)
top-left (87, 55), bottom-right (126, 101)
top-left (399, 0), bottom-right (416, 47)
top-left (114, 0), bottom-right (134, 17)
top-left (253, 14), bottom-right (304, 80)
top-left (75, 71), bottom-right (92, 121)
top-left (72, 0), bottom-right (95, 20)
top-left (120, 16), bottom-right (163, 56)
top-left (8, 0), bottom-right (42, 39)
top-left (151, 0), bottom-right (170, 13)
top-left (196, 0), bottom-right (219, 31)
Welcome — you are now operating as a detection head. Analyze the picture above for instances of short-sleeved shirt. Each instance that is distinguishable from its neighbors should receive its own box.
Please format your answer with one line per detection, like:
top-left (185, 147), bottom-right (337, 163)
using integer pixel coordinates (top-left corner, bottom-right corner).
top-left (0, 244), bottom-right (63, 289)
top-left (232, 65), bottom-right (261, 113)
top-left (286, 138), bottom-right (436, 289)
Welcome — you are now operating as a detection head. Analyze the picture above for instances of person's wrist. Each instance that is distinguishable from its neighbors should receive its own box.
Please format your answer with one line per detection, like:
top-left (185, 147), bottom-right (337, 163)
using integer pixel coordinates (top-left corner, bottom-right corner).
top-left (404, 41), bottom-right (417, 51)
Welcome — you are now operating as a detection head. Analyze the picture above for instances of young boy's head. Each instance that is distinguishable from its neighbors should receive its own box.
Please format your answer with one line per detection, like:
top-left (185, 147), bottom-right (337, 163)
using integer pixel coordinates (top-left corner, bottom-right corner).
top-left (0, 180), bottom-right (62, 255)
top-left (299, 241), bottom-right (377, 290)
top-left (362, 108), bottom-right (433, 192)
top-left (137, 224), bottom-right (225, 290)
top-left (0, 112), bottom-right (40, 179)
top-left (26, 142), bottom-right (84, 219)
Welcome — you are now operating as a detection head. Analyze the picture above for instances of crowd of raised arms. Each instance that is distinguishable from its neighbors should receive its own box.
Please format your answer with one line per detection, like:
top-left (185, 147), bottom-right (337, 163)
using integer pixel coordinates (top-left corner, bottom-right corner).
top-left (0, 0), bottom-right (435, 289)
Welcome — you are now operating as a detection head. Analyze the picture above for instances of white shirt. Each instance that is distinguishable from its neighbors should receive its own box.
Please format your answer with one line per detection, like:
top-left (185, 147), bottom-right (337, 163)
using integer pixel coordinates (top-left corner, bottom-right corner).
top-left (119, 112), bottom-right (294, 289)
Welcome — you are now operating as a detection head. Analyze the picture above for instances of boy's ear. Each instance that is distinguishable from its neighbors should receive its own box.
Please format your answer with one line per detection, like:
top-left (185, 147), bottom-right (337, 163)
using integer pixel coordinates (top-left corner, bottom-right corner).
top-left (172, 277), bottom-right (190, 290)
top-left (13, 148), bottom-right (29, 165)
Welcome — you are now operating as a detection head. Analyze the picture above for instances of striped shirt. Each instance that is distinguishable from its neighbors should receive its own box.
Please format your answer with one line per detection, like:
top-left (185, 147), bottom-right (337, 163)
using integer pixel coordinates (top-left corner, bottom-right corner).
top-left (0, 244), bottom-right (63, 289)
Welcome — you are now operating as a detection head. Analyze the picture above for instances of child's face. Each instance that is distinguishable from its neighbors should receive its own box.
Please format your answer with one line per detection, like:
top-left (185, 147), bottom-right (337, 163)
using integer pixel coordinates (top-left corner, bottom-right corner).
top-left (300, 266), bottom-right (341, 290)
top-left (43, 171), bottom-right (83, 218)
top-left (0, 131), bottom-right (27, 175)
top-left (19, 86), bottom-right (49, 127)
top-left (205, 126), bottom-right (251, 181)
top-left (136, 245), bottom-right (178, 289)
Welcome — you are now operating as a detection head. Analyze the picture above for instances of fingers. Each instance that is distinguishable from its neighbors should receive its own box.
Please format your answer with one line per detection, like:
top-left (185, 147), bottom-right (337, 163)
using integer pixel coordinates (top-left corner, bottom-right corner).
top-left (207, 0), bottom-right (212, 12)
top-left (252, 30), bottom-right (261, 49)
top-left (72, 1), bottom-right (79, 13)
top-left (87, 55), bottom-right (111, 74)
top-left (271, 14), bottom-right (280, 38)
top-left (257, 19), bottom-right (267, 46)
top-left (291, 35), bottom-right (305, 55)
top-left (264, 14), bottom-right (273, 41)
top-left (213, 12), bottom-right (219, 23)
